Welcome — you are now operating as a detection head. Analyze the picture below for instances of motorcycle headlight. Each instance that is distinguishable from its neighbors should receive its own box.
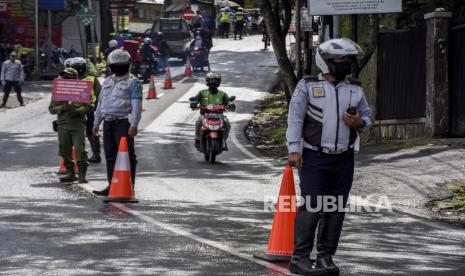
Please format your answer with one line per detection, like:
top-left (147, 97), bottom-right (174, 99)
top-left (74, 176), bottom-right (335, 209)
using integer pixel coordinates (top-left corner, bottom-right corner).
top-left (208, 125), bottom-right (220, 131)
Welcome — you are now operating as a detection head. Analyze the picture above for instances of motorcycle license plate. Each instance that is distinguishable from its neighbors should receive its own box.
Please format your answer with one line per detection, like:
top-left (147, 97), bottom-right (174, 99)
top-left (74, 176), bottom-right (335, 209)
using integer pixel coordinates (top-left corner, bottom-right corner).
top-left (205, 113), bottom-right (223, 119)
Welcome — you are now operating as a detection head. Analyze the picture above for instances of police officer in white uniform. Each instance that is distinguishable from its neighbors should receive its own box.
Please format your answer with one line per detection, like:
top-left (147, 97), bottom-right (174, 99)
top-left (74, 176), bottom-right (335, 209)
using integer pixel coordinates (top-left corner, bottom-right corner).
top-left (286, 38), bottom-right (372, 275)
top-left (1, 51), bottom-right (25, 107)
top-left (92, 49), bottom-right (143, 196)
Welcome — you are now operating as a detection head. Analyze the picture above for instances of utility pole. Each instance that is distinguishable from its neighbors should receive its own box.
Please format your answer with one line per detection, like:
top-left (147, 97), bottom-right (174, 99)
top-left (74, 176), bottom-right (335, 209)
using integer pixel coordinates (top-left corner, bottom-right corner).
top-left (333, 15), bottom-right (341, 38)
top-left (33, 0), bottom-right (40, 80)
top-left (211, 0), bottom-right (216, 33)
top-left (100, 0), bottom-right (113, 52)
top-left (295, 0), bottom-right (302, 80)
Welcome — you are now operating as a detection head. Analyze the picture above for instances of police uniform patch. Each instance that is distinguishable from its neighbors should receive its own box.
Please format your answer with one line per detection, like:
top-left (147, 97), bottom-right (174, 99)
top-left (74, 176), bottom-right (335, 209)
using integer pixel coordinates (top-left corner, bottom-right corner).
top-left (312, 87), bottom-right (325, 97)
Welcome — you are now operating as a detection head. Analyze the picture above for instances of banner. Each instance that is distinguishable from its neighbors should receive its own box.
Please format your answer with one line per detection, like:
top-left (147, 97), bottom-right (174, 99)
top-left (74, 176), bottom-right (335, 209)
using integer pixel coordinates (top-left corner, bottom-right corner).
top-left (51, 79), bottom-right (92, 103)
top-left (309, 0), bottom-right (402, 15)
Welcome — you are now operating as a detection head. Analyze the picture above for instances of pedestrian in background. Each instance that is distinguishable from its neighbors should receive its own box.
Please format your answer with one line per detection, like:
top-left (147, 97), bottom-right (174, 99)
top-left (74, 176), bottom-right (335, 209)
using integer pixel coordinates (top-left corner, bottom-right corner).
top-left (49, 67), bottom-right (93, 183)
top-left (70, 57), bottom-right (102, 164)
top-left (92, 49), bottom-right (143, 196)
top-left (1, 51), bottom-right (24, 107)
top-left (286, 38), bottom-right (371, 275)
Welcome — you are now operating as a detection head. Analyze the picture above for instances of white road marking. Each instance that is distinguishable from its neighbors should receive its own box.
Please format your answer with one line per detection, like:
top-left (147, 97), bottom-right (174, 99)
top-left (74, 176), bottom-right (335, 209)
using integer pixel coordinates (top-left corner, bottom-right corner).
top-left (230, 129), bottom-right (280, 172)
top-left (112, 202), bottom-right (291, 275)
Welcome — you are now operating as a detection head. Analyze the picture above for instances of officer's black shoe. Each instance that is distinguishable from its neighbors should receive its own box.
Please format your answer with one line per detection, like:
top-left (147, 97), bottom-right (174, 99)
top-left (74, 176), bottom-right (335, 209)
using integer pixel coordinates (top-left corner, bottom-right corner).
top-left (88, 155), bottom-right (101, 164)
top-left (78, 167), bottom-right (88, 183)
top-left (20, 103), bottom-right (25, 106)
top-left (92, 186), bottom-right (110, 196)
top-left (60, 172), bottom-right (77, 183)
top-left (289, 257), bottom-right (327, 276)
top-left (223, 140), bottom-right (229, 151)
top-left (315, 256), bottom-right (339, 275)
top-left (0, 103), bottom-right (5, 108)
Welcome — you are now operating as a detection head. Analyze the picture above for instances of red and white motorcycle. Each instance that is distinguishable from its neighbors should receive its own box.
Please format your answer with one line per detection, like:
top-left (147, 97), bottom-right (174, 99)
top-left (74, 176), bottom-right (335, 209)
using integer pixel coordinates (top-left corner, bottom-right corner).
top-left (190, 96), bottom-right (236, 164)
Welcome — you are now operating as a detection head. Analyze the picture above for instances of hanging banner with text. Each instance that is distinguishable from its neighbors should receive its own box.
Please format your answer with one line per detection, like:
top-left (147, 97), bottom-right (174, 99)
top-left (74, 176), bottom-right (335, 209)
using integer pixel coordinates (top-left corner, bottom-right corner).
top-left (51, 79), bottom-right (92, 103)
top-left (309, 0), bottom-right (402, 15)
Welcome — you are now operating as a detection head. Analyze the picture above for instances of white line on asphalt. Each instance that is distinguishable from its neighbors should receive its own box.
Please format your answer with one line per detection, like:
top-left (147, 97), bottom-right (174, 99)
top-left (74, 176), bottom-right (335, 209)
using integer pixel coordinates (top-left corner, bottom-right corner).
top-left (112, 203), bottom-right (291, 275)
top-left (179, 76), bottom-right (189, 83)
top-left (230, 129), bottom-right (280, 172)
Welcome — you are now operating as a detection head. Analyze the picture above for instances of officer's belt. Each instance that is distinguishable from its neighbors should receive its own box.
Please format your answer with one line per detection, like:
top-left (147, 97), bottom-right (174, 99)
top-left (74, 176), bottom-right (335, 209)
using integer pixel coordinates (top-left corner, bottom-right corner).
top-left (303, 141), bottom-right (352, 155)
top-left (104, 116), bottom-right (128, 121)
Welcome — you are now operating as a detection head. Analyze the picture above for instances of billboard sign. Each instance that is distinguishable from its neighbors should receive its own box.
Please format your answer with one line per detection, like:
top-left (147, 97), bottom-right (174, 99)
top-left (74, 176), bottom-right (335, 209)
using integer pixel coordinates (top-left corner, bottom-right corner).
top-left (309, 0), bottom-right (402, 15)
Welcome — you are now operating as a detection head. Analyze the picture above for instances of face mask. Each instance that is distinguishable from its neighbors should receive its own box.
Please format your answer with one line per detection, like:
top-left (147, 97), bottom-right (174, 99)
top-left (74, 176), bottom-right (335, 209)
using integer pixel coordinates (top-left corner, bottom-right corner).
top-left (331, 60), bottom-right (352, 81)
top-left (207, 80), bottom-right (220, 91)
top-left (109, 64), bottom-right (130, 76)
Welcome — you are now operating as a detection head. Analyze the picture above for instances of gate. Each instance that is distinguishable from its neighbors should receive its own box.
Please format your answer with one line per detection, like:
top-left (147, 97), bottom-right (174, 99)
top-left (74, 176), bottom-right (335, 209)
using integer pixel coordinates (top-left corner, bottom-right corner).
top-left (376, 27), bottom-right (426, 120)
top-left (449, 24), bottom-right (465, 136)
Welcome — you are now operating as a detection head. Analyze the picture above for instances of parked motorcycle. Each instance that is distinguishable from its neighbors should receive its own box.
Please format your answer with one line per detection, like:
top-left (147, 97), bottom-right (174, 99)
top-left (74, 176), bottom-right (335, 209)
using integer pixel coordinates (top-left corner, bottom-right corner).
top-left (189, 96), bottom-right (236, 164)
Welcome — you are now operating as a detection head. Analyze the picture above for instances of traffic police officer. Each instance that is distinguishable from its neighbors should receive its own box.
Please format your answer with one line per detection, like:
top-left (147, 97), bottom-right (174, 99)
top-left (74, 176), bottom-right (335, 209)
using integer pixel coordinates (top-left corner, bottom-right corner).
top-left (92, 49), bottom-right (143, 196)
top-left (1, 51), bottom-right (25, 107)
top-left (286, 38), bottom-right (372, 275)
top-left (233, 7), bottom-right (246, 40)
top-left (70, 57), bottom-right (102, 163)
top-left (220, 8), bottom-right (231, 38)
top-left (49, 67), bottom-right (93, 183)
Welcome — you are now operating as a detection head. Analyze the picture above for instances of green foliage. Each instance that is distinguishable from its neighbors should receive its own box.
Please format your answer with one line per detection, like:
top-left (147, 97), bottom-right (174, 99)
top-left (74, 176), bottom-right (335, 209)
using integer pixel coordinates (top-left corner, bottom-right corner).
top-left (453, 188), bottom-right (465, 211)
top-left (244, 0), bottom-right (259, 9)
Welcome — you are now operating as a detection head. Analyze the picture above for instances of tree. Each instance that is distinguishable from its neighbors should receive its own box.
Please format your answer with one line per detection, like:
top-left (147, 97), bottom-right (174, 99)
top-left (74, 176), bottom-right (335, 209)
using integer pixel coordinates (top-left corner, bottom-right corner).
top-left (259, 0), bottom-right (297, 101)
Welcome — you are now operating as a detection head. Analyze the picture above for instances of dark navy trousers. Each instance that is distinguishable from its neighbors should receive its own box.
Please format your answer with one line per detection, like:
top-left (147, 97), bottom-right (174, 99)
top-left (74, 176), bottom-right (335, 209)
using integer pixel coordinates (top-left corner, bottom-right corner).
top-left (298, 148), bottom-right (354, 211)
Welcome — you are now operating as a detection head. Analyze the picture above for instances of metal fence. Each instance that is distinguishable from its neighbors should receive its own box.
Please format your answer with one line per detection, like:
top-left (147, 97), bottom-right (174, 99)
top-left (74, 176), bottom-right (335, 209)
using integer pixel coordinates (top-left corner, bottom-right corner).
top-left (376, 27), bottom-right (426, 120)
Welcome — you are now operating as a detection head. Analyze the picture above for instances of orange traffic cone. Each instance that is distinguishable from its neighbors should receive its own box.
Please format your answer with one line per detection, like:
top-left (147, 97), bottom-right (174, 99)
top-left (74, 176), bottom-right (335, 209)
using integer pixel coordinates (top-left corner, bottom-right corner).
top-left (103, 137), bottom-right (138, 203)
top-left (57, 157), bottom-right (67, 174)
top-left (253, 165), bottom-right (297, 262)
top-left (146, 75), bottom-right (157, 99)
top-left (57, 147), bottom-right (79, 174)
top-left (184, 57), bottom-right (193, 77)
top-left (163, 67), bottom-right (173, 89)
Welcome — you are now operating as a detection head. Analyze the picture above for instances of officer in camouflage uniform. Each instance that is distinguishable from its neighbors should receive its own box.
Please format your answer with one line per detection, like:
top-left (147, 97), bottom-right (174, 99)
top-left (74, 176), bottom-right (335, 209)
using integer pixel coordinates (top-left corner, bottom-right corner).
top-left (92, 49), bottom-right (143, 196)
top-left (191, 72), bottom-right (235, 150)
top-left (70, 57), bottom-right (102, 163)
top-left (49, 67), bottom-right (94, 183)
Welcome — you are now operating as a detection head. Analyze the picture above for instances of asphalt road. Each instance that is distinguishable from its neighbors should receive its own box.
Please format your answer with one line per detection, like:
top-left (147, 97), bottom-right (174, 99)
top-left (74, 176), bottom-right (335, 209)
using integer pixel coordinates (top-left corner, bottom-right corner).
top-left (0, 35), bottom-right (464, 276)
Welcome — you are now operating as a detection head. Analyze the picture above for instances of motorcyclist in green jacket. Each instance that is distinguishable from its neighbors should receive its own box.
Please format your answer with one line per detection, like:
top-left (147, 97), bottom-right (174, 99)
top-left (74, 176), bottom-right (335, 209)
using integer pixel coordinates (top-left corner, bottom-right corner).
top-left (49, 67), bottom-right (94, 183)
top-left (191, 72), bottom-right (235, 150)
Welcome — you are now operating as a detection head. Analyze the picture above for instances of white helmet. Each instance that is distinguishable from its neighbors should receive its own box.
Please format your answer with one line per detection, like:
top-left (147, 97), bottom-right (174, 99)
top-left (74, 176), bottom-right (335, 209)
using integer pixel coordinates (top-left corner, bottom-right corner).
top-left (70, 57), bottom-right (86, 66)
top-left (107, 49), bottom-right (131, 65)
top-left (109, 39), bottom-right (118, 48)
top-left (108, 49), bottom-right (132, 76)
top-left (315, 38), bottom-right (363, 74)
top-left (64, 58), bottom-right (73, 67)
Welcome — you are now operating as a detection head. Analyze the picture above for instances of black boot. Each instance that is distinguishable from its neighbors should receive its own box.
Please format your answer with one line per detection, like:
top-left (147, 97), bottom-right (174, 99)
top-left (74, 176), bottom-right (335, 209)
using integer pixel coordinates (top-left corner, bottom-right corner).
top-left (88, 136), bottom-right (101, 163)
top-left (195, 139), bottom-right (200, 150)
top-left (223, 139), bottom-right (228, 151)
top-left (92, 186), bottom-right (110, 196)
top-left (289, 211), bottom-right (327, 276)
top-left (78, 166), bottom-right (88, 183)
top-left (315, 212), bottom-right (346, 275)
top-left (88, 154), bottom-right (101, 163)
top-left (60, 171), bottom-right (77, 183)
